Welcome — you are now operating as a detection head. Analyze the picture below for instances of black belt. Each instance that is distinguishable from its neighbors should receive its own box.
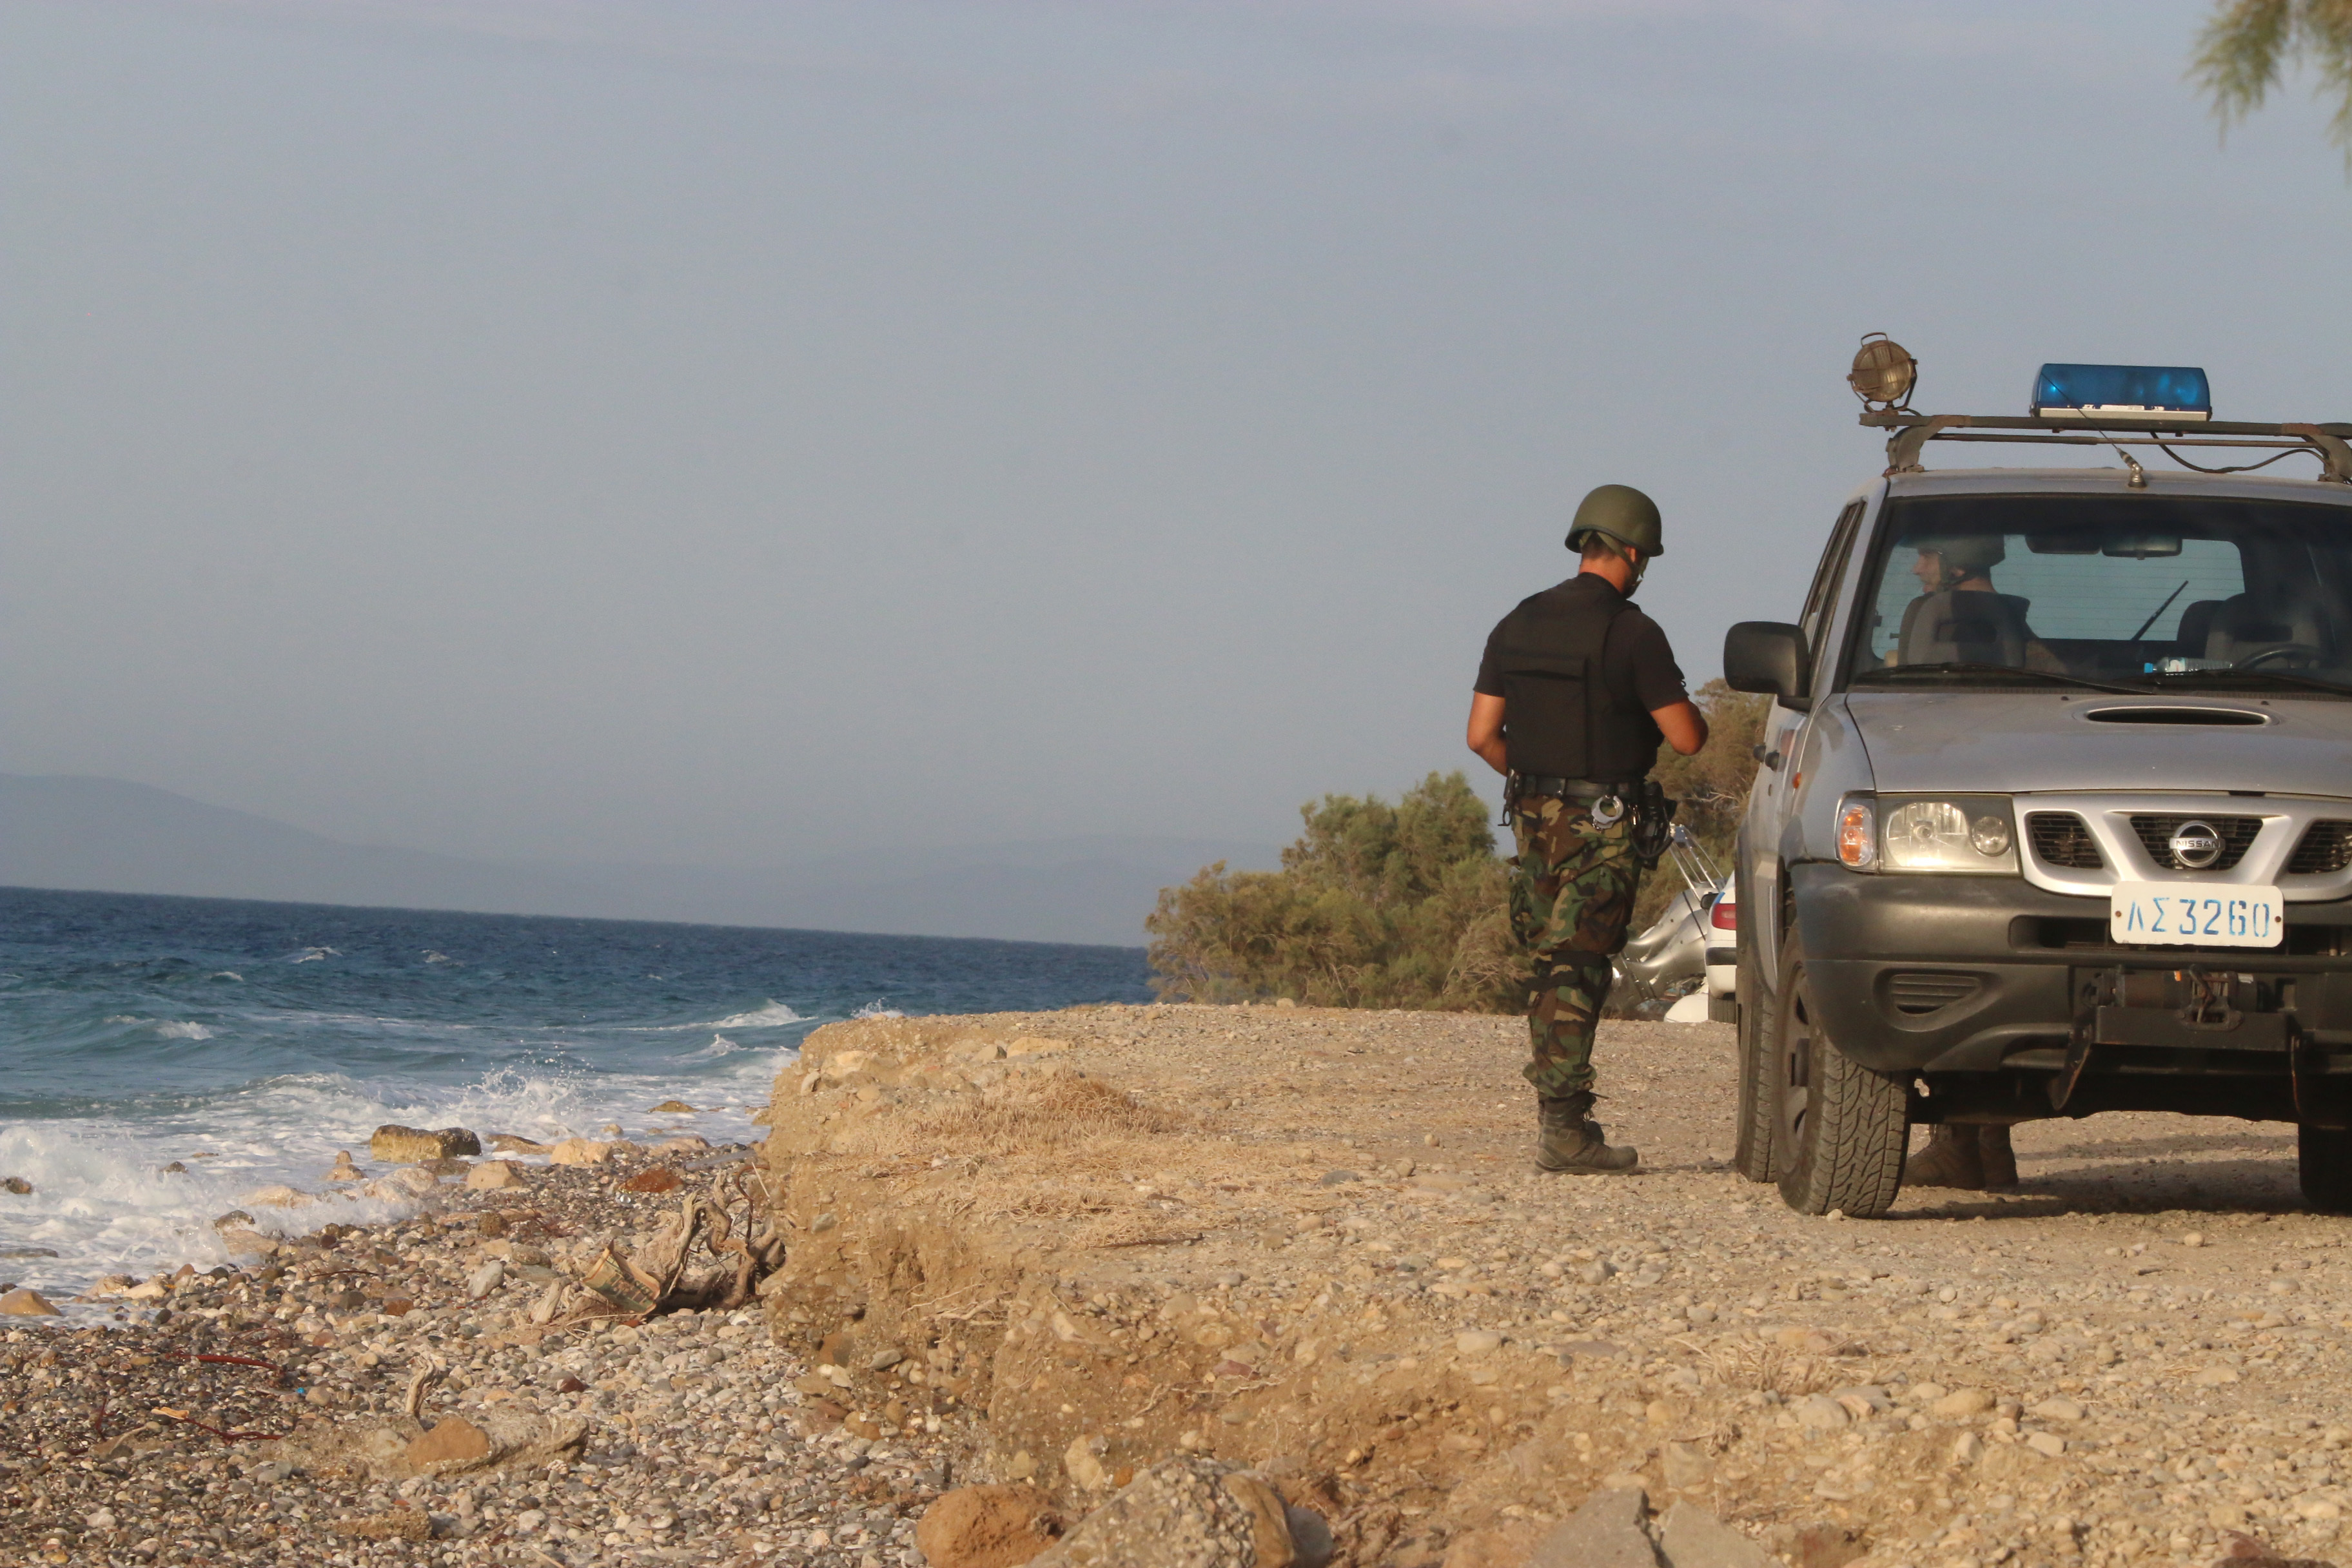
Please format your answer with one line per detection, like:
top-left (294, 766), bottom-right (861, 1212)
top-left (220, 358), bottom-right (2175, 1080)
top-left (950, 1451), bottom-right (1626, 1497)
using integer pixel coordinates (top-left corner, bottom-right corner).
top-left (1513, 776), bottom-right (1638, 803)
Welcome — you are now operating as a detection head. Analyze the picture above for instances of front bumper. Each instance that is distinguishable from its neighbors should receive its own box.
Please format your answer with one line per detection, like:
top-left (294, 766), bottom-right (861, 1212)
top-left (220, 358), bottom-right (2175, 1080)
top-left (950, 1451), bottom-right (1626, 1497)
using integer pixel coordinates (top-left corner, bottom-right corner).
top-left (1789, 861), bottom-right (2352, 1121)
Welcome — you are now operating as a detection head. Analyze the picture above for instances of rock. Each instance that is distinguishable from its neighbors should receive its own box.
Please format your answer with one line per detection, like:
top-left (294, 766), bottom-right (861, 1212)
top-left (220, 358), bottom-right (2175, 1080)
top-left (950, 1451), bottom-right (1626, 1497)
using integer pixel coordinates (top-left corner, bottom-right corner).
top-left (487, 1134), bottom-right (546, 1154)
top-left (1531, 1485), bottom-right (1658, 1568)
top-left (1930, 1387), bottom-right (1995, 1418)
top-left (1026, 1458), bottom-right (1295, 1567)
top-left (372, 1168), bottom-right (440, 1197)
top-left (2030, 1396), bottom-right (2086, 1424)
top-left (242, 1184), bottom-right (321, 1209)
top-left (1, 1176), bottom-right (30, 1195)
top-left (211, 1210), bottom-right (255, 1230)
top-left (1788, 1522), bottom-right (1868, 1568)
top-left (1066, 1435), bottom-right (1111, 1492)
top-left (621, 1165), bottom-right (683, 1193)
top-left (915, 1482), bottom-right (1066, 1568)
top-left (1456, 1329), bottom-right (1505, 1356)
top-left (2025, 1431), bottom-right (2068, 1458)
top-left (465, 1160), bottom-right (525, 1190)
top-left (369, 1125), bottom-right (482, 1163)
top-left (466, 1260), bottom-right (505, 1299)
top-left (407, 1418), bottom-right (493, 1469)
top-left (0, 1287), bottom-right (60, 1315)
top-left (547, 1139), bottom-right (614, 1166)
top-left (1318, 1170), bottom-right (1359, 1186)
top-left (1793, 1394), bottom-right (1850, 1431)
top-left (651, 1135), bottom-right (711, 1158)
top-left (1577, 1260), bottom-right (1616, 1286)
top-left (1657, 1501), bottom-right (1776, 1568)
top-left (86, 1506), bottom-right (117, 1532)
top-left (218, 1228), bottom-right (279, 1260)
top-left (335, 1507), bottom-right (433, 1541)
top-left (649, 1100), bottom-right (698, 1113)
top-left (326, 1150), bottom-right (363, 1181)
top-left (1661, 1440), bottom-right (1713, 1493)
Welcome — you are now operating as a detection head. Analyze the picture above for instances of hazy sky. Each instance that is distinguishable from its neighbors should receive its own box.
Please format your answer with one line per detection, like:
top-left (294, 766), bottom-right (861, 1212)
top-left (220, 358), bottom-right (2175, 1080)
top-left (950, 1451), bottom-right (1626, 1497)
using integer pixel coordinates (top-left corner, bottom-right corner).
top-left (4, 1), bottom-right (2347, 870)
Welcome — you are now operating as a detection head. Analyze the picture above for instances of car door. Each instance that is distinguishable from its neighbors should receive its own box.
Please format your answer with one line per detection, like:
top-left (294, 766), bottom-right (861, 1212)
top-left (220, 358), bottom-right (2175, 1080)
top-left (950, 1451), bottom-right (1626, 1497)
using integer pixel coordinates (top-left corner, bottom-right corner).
top-left (1746, 492), bottom-right (1869, 985)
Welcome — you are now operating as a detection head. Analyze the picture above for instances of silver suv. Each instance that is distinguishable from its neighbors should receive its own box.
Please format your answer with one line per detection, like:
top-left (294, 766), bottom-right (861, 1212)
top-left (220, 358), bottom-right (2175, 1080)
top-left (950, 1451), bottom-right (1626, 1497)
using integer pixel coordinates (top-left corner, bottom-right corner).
top-left (1724, 362), bottom-right (2352, 1217)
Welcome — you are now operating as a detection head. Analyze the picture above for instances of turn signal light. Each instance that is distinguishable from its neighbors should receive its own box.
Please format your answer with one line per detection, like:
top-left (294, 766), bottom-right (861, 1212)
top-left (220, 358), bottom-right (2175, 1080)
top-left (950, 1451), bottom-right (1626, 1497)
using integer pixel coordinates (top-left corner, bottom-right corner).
top-left (1837, 796), bottom-right (1878, 870)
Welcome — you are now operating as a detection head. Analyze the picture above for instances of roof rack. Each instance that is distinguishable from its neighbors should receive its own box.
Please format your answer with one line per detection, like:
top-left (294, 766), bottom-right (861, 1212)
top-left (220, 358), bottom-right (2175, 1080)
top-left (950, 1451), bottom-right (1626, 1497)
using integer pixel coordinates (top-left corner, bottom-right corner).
top-left (1861, 411), bottom-right (2352, 485)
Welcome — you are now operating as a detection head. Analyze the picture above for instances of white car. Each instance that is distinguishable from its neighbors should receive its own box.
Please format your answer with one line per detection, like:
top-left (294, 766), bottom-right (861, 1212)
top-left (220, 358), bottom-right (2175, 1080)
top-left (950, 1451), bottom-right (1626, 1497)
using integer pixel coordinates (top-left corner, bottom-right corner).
top-left (1703, 878), bottom-right (1737, 1021)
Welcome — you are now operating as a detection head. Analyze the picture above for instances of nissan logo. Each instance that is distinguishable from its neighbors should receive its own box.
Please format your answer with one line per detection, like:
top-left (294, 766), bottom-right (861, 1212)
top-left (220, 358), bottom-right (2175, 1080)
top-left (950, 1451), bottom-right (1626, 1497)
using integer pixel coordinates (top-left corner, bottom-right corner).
top-left (2170, 821), bottom-right (2224, 870)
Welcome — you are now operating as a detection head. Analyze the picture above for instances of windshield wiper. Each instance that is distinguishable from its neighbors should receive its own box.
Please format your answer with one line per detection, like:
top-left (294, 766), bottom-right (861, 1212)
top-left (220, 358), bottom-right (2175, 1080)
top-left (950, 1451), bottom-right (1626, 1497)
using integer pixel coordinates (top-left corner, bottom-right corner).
top-left (1855, 663), bottom-right (2150, 695)
top-left (2147, 667), bottom-right (2352, 696)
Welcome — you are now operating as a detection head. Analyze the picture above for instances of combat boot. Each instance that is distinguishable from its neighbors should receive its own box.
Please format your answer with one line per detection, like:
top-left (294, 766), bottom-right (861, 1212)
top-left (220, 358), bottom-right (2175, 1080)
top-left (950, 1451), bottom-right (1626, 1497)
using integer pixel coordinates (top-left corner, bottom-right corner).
top-left (1905, 1124), bottom-right (1986, 1190)
top-left (1977, 1125), bottom-right (2019, 1191)
top-left (1535, 1093), bottom-right (1638, 1175)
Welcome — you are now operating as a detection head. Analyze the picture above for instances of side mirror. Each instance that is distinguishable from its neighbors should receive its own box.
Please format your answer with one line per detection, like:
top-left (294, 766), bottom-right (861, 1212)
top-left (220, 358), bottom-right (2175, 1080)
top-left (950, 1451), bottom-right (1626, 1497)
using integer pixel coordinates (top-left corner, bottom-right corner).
top-left (1723, 621), bottom-right (1812, 709)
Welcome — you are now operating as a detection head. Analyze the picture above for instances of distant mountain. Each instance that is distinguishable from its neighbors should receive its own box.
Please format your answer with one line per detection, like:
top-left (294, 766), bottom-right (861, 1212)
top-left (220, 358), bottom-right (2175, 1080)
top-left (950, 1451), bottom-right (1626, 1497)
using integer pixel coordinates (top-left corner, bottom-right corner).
top-left (0, 774), bottom-right (1273, 946)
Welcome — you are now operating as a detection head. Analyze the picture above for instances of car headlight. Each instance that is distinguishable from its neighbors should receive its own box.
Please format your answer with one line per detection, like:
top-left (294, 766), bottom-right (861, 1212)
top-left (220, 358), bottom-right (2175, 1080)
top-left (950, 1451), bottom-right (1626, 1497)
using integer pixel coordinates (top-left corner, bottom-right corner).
top-left (1836, 794), bottom-right (2017, 874)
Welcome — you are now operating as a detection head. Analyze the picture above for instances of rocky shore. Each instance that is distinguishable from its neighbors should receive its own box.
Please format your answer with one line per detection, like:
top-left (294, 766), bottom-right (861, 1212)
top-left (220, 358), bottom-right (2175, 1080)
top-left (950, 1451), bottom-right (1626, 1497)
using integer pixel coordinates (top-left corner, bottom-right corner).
top-left (10, 1001), bottom-right (2352, 1567)
top-left (0, 1130), bottom-right (958, 1566)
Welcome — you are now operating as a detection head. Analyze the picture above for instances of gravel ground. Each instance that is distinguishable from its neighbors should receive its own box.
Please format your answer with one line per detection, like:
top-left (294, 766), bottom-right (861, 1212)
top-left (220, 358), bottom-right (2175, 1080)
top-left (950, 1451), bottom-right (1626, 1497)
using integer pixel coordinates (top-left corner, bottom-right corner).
top-left (0, 1144), bottom-right (948, 1567)
top-left (764, 1004), bottom-right (2352, 1568)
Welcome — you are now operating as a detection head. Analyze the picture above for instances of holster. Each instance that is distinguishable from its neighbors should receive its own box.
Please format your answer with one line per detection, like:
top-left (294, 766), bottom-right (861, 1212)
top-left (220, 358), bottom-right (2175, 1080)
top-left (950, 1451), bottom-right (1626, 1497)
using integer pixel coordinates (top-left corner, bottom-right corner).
top-left (1629, 778), bottom-right (1678, 870)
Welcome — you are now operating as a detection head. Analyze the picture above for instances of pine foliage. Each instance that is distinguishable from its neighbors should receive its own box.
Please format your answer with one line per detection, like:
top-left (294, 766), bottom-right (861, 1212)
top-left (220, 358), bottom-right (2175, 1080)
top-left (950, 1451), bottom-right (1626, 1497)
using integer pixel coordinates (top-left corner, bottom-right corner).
top-left (2192, 0), bottom-right (2352, 155)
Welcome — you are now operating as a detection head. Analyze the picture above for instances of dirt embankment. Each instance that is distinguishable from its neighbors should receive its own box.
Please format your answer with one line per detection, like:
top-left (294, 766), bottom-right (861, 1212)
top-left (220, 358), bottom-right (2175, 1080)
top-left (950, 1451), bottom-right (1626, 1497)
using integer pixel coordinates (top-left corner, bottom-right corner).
top-left (756, 1003), bottom-right (2352, 1568)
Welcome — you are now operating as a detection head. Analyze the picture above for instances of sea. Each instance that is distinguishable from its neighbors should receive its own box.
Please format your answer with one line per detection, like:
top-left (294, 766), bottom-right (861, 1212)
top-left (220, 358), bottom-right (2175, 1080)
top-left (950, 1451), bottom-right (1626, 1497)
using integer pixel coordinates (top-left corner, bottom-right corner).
top-left (0, 886), bottom-right (1152, 1305)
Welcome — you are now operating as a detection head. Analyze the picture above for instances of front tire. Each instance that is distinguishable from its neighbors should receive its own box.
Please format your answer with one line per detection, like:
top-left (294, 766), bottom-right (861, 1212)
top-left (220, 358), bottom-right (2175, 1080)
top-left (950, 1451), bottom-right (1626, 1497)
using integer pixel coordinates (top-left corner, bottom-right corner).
top-left (1774, 937), bottom-right (1909, 1217)
top-left (2300, 1125), bottom-right (2352, 1214)
top-left (1732, 926), bottom-right (1778, 1183)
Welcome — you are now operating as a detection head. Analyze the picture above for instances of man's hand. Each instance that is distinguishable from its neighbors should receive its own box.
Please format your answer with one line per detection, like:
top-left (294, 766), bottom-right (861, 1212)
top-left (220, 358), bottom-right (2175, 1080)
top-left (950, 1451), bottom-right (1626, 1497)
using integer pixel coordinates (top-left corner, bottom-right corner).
top-left (1466, 692), bottom-right (1509, 775)
top-left (1653, 699), bottom-right (1708, 756)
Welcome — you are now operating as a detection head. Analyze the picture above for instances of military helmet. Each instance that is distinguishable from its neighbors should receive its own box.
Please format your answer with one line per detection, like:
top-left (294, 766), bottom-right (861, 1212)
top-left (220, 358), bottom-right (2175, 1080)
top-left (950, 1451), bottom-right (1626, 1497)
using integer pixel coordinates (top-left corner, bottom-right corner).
top-left (1565, 484), bottom-right (1664, 558)
top-left (1914, 533), bottom-right (2006, 574)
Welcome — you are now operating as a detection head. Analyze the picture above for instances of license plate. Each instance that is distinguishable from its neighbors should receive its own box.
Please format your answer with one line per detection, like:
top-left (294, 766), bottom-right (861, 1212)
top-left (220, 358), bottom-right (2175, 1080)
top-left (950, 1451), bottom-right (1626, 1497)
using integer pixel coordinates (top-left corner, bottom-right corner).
top-left (2108, 881), bottom-right (2283, 947)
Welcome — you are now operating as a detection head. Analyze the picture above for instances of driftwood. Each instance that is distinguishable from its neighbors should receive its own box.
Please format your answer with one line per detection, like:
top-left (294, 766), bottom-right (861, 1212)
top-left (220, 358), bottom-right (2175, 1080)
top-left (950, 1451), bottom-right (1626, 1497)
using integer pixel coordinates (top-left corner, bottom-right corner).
top-left (543, 1167), bottom-right (787, 1326)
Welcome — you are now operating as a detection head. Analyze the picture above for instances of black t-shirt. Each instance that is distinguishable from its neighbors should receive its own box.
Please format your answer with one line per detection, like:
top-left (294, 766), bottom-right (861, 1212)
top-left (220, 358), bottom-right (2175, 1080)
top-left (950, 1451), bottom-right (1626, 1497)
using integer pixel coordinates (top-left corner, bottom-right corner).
top-left (1474, 573), bottom-right (1690, 715)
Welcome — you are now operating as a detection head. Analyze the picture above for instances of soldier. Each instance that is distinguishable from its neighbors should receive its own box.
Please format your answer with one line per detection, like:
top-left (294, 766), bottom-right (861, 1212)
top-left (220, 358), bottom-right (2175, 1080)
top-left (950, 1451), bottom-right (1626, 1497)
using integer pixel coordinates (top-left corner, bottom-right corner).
top-left (1466, 484), bottom-right (1709, 1174)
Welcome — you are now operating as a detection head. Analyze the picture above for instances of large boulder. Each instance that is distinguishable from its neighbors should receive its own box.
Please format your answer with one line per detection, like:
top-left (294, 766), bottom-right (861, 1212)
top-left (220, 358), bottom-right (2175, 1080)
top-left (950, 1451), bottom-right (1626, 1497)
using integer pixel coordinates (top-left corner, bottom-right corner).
top-left (369, 1125), bottom-right (481, 1163)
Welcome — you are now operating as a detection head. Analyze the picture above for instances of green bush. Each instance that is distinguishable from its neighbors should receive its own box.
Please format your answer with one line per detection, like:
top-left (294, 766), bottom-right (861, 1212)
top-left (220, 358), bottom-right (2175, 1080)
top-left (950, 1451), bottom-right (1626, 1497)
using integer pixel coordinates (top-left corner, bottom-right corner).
top-left (1148, 681), bottom-right (1770, 1012)
top-left (1146, 771), bottom-right (1522, 1012)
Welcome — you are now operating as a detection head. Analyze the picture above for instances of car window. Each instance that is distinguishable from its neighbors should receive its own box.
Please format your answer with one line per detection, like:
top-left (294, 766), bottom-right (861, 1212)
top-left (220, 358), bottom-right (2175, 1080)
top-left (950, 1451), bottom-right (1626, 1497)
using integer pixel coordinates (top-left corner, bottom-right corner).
top-left (1845, 493), bottom-right (2352, 688)
top-left (1799, 502), bottom-right (1865, 650)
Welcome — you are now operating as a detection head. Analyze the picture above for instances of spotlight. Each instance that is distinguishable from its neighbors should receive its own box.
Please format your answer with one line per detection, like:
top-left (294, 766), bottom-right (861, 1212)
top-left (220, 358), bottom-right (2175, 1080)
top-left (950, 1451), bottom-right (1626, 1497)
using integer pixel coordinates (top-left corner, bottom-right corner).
top-left (1847, 333), bottom-right (1917, 411)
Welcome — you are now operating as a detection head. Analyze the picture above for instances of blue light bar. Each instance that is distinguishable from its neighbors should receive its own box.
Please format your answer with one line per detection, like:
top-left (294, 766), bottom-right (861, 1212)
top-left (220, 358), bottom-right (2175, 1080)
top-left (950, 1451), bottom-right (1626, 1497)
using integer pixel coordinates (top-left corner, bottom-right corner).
top-left (2030, 363), bottom-right (2211, 422)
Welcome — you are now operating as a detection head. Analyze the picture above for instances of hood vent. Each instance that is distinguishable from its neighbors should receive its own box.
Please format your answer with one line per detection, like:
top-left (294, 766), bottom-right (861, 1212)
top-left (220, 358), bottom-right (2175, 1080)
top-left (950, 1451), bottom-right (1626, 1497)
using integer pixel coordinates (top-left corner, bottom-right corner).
top-left (2082, 705), bottom-right (2267, 727)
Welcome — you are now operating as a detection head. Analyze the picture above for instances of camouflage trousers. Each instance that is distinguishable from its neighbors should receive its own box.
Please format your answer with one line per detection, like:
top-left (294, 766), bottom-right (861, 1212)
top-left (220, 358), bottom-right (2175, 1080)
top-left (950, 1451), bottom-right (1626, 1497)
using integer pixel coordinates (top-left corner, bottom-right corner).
top-left (1509, 796), bottom-right (1643, 1099)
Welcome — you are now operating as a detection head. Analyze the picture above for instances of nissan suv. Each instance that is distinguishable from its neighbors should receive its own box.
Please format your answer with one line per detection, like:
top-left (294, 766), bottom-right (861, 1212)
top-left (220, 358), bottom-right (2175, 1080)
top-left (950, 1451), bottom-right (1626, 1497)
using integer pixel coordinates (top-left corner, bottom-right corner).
top-left (1723, 358), bottom-right (2352, 1217)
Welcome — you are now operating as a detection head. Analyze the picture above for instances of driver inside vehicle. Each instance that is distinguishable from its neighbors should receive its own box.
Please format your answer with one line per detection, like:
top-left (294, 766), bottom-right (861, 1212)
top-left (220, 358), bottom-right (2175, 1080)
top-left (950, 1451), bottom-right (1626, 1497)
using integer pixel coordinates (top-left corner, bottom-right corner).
top-left (1888, 534), bottom-right (2067, 672)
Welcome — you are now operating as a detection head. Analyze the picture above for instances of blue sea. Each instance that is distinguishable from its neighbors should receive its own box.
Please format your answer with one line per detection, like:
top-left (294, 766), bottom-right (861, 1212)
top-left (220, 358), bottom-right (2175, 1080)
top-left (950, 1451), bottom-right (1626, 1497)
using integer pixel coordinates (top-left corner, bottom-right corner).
top-left (0, 886), bottom-right (1152, 1302)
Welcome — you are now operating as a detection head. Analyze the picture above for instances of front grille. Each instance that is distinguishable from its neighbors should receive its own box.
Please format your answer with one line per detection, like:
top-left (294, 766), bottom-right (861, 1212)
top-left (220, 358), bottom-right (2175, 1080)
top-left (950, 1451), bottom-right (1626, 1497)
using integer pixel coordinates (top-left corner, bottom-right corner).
top-left (1884, 970), bottom-right (1982, 1015)
top-left (2289, 821), bottom-right (2352, 875)
top-left (2128, 814), bottom-right (2262, 870)
top-left (2026, 812), bottom-right (2104, 870)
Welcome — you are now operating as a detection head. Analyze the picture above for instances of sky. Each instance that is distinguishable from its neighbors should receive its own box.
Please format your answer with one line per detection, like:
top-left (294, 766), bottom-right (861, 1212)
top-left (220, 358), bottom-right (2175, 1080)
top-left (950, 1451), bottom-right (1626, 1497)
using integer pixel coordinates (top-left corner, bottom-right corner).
top-left (3, 0), bottom-right (2347, 872)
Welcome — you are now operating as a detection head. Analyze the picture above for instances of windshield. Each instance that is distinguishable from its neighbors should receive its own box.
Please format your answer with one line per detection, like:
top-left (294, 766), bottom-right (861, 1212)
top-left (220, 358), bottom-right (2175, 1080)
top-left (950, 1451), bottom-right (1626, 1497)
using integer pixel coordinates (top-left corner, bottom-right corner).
top-left (1847, 493), bottom-right (2352, 692)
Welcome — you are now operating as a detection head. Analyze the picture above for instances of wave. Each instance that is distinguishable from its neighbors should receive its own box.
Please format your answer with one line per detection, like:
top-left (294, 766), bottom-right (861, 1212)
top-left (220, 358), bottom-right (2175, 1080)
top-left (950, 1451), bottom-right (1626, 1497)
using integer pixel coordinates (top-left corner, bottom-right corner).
top-left (687, 1034), bottom-right (743, 1059)
top-left (289, 946), bottom-right (340, 964)
top-left (701, 1001), bottom-right (807, 1030)
top-left (853, 1000), bottom-right (905, 1019)
top-left (154, 1021), bottom-right (216, 1041)
top-left (626, 1000), bottom-right (809, 1033)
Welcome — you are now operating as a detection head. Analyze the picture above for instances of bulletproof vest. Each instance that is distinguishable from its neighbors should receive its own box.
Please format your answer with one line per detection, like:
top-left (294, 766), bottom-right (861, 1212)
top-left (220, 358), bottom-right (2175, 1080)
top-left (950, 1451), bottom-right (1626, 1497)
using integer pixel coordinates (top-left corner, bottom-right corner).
top-left (1497, 594), bottom-right (1662, 781)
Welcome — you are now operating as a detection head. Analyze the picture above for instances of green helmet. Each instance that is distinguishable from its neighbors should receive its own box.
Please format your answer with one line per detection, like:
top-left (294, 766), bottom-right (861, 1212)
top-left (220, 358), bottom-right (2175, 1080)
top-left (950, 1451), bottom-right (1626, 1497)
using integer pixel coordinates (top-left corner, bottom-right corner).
top-left (1565, 484), bottom-right (1664, 558)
